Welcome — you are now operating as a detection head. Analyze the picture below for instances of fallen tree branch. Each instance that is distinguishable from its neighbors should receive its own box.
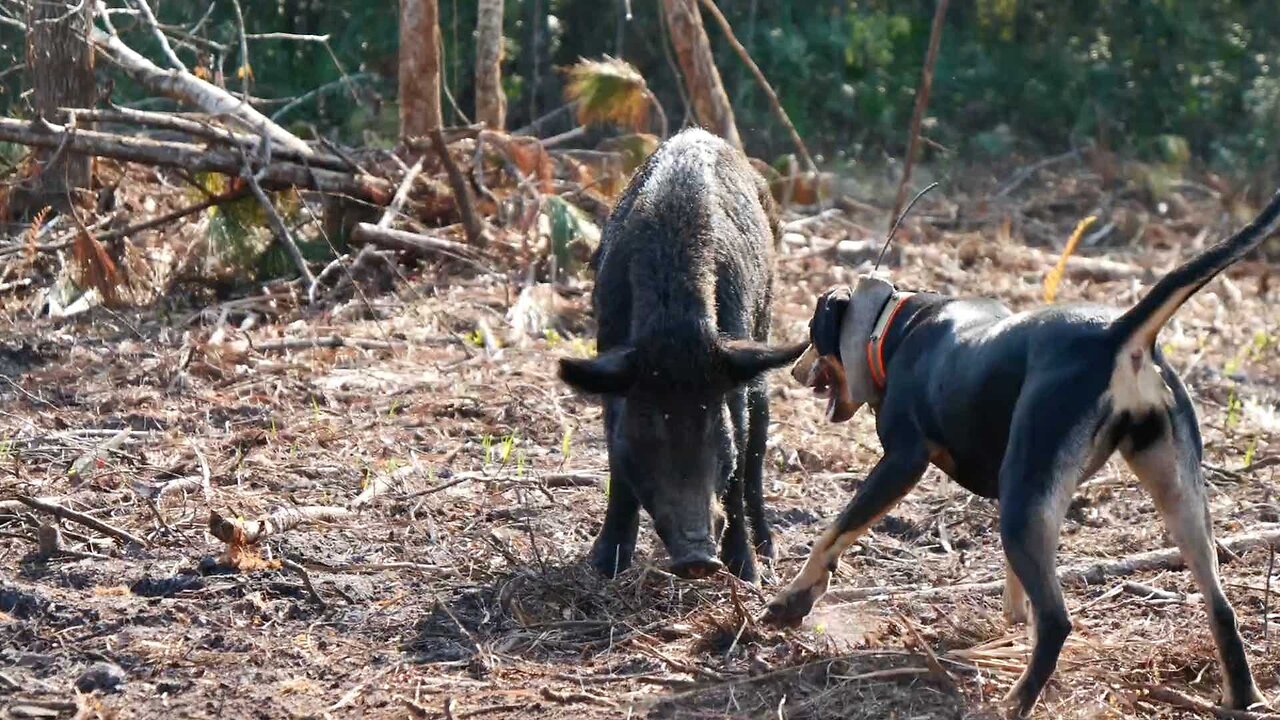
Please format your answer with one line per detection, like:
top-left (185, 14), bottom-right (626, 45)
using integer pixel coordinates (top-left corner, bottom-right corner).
top-left (63, 107), bottom-right (352, 172)
top-left (351, 223), bottom-right (481, 262)
top-left (280, 557), bottom-right (328, 608)
top-left (378, 155), bottom-right (425, 229)
top-left (89, 24), bottom-right (313, 157)
top-left (1135, 686), bottom-right (1280, 720)
top-left (208, 506), bottom-right (352, 546)
top-left (12, 495), bottom-right (148, 547)
top-left (252, 335), bottom-right (404, 352)
top-left (239, 143), bottom-right (317, 296)
top-left (0, 118), bottom-right (394, 203)
top-left (427, 128), bottom-right (486, 246)
top-left (828, 525), bottom-right (1280, 602)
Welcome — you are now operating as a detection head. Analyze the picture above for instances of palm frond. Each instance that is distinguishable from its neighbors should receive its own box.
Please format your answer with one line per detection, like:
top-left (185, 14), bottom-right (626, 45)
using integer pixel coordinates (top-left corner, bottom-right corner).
top-left (1043, 215), bottom-right (1097, 303)
top-left (564, 56), bottom-right (652, 132)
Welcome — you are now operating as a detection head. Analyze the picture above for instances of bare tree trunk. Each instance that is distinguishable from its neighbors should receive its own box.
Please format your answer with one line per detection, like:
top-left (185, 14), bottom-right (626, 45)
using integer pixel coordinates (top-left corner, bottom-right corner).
top-left (697, 0), bottom-right (812, 170)
top-left (399, 0), bottom-right (442, 138)
top-left (474, 0), bottom-right (505, 130)
top-left (23, 0), bottom-right (95, 214)
top-left (660, 0), bottom-right (740, 149)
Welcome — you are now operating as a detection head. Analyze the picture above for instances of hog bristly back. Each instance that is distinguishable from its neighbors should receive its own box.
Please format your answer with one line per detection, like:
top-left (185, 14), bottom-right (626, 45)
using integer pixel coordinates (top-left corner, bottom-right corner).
top-left (592, 129), bottom-right (778, 388)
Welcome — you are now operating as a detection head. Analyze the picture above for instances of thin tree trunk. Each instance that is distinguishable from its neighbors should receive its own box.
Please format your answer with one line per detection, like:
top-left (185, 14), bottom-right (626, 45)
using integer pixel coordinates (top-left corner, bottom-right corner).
top-left (889, 0), bottom-right (950, 227)
top-left (661, 0), bottom-right (740, 149)
top-left (521, 0), bottom-right (549, 124)
top-left (23, 0), bottom-right (95, 214)
top-left (474, 0), bottom-right (505, 130)
top-left (697, 0), bottom-right (812, 170)
top-left (399, 0), bottom-right (442, 137)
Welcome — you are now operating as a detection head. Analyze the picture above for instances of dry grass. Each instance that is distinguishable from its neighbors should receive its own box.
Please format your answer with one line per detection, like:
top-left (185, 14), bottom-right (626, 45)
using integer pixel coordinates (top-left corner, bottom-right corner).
top-left (0, 157), bottom-right (1278, 720)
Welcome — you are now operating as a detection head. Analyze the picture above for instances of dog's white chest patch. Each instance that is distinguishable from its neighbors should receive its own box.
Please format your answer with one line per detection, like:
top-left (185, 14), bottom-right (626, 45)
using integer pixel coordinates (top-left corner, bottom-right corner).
top-left (1109, 344), bottom-right (1174, 413)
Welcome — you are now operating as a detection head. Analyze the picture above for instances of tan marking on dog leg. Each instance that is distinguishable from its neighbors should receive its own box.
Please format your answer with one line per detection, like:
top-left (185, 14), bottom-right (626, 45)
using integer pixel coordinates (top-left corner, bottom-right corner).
top-left (1002, 558), bottom-right (1029, 626)
top-left (768, 504), bottom-right (901, 623)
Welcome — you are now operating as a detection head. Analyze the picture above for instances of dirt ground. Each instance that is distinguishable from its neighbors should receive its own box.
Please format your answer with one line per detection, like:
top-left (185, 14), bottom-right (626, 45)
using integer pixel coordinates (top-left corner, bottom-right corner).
top-left (1, 163), bottom-right (1278, 720)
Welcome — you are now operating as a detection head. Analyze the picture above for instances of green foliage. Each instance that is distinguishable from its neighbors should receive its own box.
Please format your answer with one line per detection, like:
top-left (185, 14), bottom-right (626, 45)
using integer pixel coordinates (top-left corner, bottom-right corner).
top-left (543, 195), bottom-right (600, 281)
top-left (2, 0), bottom-right (1276, 179)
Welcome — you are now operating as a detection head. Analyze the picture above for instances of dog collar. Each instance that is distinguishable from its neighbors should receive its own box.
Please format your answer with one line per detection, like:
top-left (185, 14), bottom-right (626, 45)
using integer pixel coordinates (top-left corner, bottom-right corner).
top-left (865, 292), bottom-right (914, 390)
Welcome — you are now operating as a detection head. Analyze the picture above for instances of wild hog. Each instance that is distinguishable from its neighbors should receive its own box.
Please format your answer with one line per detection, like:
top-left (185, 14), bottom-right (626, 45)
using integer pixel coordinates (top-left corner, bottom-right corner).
top-left (559, 128), bottom-right (804, 582)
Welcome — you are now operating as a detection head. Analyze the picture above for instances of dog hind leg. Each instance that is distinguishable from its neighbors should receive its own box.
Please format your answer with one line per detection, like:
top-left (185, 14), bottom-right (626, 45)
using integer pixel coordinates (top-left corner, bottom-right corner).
top-left (998, 381), bottom-right (1113, 718)
top-left (1121, 405), bottom-right (1263, 710)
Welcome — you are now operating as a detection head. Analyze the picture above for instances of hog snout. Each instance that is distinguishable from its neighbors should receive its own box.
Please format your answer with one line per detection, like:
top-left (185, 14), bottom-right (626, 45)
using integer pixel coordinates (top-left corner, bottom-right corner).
top-left (668, 552), bottom-right (723, 579)
top-left (654, 502), bottom-right (722, 579)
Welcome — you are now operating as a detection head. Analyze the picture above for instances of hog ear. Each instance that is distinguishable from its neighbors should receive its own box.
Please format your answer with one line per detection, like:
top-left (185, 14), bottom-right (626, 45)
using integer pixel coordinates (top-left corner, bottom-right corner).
top-left (558, 347), bottom-right (638, 395)
top-left (837, 275), bottom-right (896, 407)
top-left (721, 340), bottom-right (810, 385)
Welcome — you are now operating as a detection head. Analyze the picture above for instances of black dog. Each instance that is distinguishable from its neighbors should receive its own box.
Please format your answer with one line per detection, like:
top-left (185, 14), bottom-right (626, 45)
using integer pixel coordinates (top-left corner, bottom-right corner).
top-left (560, 128), bottom-right (804, 582)
top-left (764, 191), bottom-right (1280, 717)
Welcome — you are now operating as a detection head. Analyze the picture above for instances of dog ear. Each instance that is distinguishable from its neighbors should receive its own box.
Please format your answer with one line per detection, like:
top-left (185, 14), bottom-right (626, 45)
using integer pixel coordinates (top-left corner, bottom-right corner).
top-left (810, 286), bottom-right (852, 359)
top-left (790, 286), bottom-right (851, 387)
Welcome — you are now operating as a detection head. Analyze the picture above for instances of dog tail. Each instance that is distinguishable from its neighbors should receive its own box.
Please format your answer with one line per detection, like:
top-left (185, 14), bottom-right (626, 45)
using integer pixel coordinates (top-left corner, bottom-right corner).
top-left (1108, 188), bottom-right (1280, 349)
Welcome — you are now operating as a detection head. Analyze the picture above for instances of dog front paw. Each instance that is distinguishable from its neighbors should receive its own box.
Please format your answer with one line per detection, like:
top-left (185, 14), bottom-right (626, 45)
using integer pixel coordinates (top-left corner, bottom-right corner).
top-left (760, 585), bottom-right (820, 628)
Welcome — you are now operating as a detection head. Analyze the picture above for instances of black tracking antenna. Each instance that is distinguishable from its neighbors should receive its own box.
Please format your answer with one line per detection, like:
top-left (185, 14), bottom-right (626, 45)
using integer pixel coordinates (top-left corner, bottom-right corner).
top-left (873, 181), bottom-right (940, 272)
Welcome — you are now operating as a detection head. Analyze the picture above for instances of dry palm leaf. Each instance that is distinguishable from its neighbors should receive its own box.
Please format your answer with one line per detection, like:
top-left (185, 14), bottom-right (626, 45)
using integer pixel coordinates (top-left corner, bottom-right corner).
top-left (71, 228), bottom-right (125, 306)
top-left (1043, 215), bottom-right (1097, 302)
top-left (564, 56), bottom-right (653, 132)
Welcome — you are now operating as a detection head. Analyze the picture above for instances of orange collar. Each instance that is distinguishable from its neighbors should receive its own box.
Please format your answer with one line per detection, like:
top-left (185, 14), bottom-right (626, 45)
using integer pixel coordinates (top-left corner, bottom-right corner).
top-left (865, 293), bottom-right (914, 391)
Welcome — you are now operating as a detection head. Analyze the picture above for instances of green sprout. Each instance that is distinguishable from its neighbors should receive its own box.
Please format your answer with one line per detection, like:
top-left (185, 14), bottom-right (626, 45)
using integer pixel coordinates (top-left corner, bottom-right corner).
top-left (561, 426), bottom-right (573, 462)
top-left (1226, 387), bottom-right (1242, 428)
top-left (1251, 330), bottom-right (1270, 361)
top-left (499, 434), bottom-right (516, 464)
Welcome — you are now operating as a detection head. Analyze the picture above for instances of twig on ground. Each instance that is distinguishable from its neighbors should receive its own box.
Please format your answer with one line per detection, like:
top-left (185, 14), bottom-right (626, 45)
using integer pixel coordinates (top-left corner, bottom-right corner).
top-left (635, 643), bottom-right (725, 682)
top-left (1121, 581), bottom-right (1187, 603)
top-left (190, 440), bottom-right (213, 497)
top-left (280, 557), bottom-right (327, 608)
top-left (351, 223), bottom-right (489, 271)
top-left (894, 611), bottom-right (960, 695)
top-left (13, 495), bottom-right (147, 547)
top-left (828, 526), bottom-right (1280, 602)
top-left (208, 506), bottom-right (353, 546)
top-left (66, 427), bottom-right (131, 479)
top-left (1136, 685), bottom-right (1280, 720)
top-left (539, 686), bottom-right (617, 708)
top-left (252, 335), bottom-right (405, 353)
